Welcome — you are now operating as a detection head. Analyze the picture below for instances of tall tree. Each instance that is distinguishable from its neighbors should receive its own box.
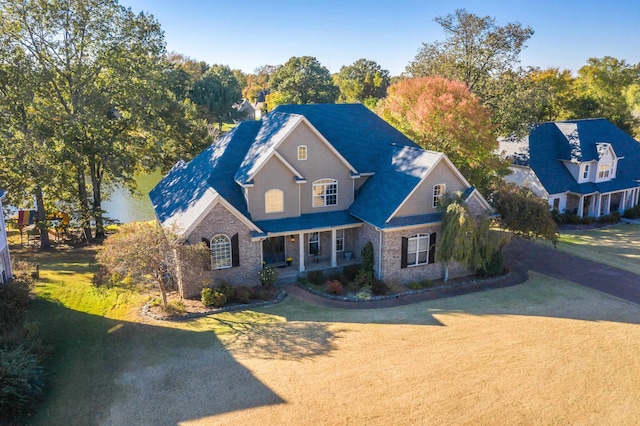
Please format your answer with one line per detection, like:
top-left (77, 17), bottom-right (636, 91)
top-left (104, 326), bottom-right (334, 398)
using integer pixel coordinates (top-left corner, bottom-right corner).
top-left (526, 67), bottom-right (576, 122)
top-left (406, 9), bottom-right (534, 135)
top-left (572, 57), bottom-right (639, 135)
top-left (378, 76), bottom-right (509, 193)
top-left (268, 56), bottom-right (338, 107)
top-left (335, 58), bottom-right (390, 107)
top-left (437, 201), bottom-right (476, 282)
top-left (190, 64), bottom-right (242, 128)
top-left (0, 0), bottom-right (198, 238)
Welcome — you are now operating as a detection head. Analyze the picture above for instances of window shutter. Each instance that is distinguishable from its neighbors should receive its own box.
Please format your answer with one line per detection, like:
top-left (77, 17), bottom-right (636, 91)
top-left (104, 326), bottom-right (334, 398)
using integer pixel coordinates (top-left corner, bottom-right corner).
top-left (231, 233), bottom-right (240, 267)
top-left (428, 233), bottom-right (437, 264)
top-left (401, 237), bottom-right (408, 269)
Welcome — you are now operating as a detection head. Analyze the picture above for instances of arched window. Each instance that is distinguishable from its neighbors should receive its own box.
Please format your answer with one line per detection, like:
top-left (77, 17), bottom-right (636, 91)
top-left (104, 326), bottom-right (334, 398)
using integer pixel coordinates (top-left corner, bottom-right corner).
top-left (211, 234), bottom-right (232, 269)
top-left (313, 179), bottom-right (338, 207)
top-left (433, 183), bottom-right (446, 208)
top-left (298, 145), bottom-right (307, 160)
top-left (265, 189), bottom-right (284, 213)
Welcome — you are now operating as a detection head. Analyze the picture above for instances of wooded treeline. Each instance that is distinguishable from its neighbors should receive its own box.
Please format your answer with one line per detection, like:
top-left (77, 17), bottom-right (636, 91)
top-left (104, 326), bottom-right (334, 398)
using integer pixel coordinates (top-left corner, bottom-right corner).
top-left (1, 2), bottom-right (637, 249)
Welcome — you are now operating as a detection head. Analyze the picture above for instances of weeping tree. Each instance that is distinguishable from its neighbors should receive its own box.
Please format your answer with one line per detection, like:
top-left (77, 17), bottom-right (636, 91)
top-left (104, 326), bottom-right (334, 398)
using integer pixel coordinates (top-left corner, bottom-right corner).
top-left (437, 197), bottom-right (507, 281)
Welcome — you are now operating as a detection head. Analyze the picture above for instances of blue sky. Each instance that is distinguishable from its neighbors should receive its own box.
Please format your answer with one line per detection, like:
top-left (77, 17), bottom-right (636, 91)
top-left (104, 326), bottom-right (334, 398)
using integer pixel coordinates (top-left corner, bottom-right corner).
top-left (120, 0), bottom-right (640, 76)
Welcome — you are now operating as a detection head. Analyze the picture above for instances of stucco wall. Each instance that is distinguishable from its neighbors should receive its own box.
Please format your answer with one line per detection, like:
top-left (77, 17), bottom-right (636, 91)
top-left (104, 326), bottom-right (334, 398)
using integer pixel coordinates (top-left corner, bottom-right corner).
top-left (395, 160), bottom-right (467, 217)
top-left (276, 121), bottom-right (354, 214)
top-left (247, 156), bottom-right (300, 221)
top-left (185, 203), bottom-right (261, 296)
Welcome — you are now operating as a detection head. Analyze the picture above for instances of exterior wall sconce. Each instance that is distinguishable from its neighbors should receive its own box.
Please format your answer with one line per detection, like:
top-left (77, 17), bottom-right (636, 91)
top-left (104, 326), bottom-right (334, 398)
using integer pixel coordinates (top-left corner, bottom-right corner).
top-left (290, 235), bottom-right (295, 243)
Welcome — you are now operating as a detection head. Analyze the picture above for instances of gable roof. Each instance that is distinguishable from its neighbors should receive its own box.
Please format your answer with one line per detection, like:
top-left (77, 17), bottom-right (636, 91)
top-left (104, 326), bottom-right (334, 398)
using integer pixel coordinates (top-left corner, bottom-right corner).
top-left (151, 104), bottom-right (483, 235)
top-left (149, 121), bottom-right (262, 236)
top-left (500, 118), bottom-right (640, 195)
top-left (349, 145), bottom-right (444, 228)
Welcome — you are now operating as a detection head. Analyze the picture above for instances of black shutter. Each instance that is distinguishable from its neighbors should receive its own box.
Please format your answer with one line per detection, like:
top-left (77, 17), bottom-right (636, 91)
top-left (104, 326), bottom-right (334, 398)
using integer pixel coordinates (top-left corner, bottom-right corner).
top-left (231, 233), bottom-right (240, 267)
top-left (401, 237), bottom-right (408, 269)
top-left (428, 232), bottom-right (437, 264)
top-left (202, 238), bottom-right (211, 270)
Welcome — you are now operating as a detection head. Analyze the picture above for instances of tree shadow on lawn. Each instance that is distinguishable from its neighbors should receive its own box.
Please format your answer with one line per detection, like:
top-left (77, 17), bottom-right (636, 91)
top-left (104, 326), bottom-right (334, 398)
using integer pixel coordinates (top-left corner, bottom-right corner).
top-left (28, 299), bottom-right (293, 425)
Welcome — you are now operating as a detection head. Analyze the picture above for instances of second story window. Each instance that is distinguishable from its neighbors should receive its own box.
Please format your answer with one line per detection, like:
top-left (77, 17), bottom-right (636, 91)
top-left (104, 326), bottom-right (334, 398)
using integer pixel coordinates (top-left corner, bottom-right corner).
top-left (265, 189), bottom-right (284, 213)
top-left (598, 163), bottom-right (611, 179)
top-left (433, 183), bottom-right (446, 208)
top-left (298, 145), bottom-right (307, 160)
top-left (582, 164), bottom-right (590, 180)
top-left (313, 179), bottom-right (338, 207)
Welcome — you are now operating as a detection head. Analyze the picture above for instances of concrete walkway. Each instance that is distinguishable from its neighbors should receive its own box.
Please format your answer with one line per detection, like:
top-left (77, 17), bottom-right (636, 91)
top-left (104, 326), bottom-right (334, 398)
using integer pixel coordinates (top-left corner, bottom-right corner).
top-left (283, 238), bottom-right (640, 309)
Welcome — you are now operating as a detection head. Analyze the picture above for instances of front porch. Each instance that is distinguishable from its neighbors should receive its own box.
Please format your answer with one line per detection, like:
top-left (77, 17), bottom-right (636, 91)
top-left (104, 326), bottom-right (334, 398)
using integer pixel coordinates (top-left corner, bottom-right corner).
top-left (567, 187), bottom-right (640, 217)
top-left (271, 256), bottom-right (360, 285)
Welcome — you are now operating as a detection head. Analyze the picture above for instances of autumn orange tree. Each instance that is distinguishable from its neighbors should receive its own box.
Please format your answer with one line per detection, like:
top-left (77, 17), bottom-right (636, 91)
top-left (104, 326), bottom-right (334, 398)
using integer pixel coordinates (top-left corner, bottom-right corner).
top-left (378, 76), bottom-right (509, 193)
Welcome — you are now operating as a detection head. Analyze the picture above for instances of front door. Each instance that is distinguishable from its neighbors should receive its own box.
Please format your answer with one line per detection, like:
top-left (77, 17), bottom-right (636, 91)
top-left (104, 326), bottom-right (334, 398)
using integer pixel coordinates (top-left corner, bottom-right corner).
top-left (262, 236), bottom-right (286, 264)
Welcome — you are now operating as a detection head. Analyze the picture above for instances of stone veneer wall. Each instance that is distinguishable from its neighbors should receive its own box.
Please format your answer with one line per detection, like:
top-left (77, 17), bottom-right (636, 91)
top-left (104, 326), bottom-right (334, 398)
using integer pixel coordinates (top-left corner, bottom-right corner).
top-left (380, 224), bottom-right (470, 284)
top-left (184, 203), bottom-right (262, 297)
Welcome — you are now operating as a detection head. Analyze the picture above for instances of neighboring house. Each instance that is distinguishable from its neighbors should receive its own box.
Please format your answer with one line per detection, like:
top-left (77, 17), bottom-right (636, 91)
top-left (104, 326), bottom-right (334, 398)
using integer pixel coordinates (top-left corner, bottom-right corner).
top-left (150, 104), bottom-right (491, 296)
top-left (500, 119), bottom-right (640, 217)
top-left (0, 189), bottom-right (13, 283)
top-left (234, 99), bottom-right (262, 121)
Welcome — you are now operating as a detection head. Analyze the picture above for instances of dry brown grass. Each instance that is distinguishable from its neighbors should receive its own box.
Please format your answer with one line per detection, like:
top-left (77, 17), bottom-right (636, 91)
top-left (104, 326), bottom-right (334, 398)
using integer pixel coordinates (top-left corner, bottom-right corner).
top-left (96, 273), bottom-right (640, 426)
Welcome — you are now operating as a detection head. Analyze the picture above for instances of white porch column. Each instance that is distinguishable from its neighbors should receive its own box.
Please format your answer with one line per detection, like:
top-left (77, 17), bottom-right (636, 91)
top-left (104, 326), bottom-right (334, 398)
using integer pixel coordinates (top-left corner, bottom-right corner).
top-left (298, 232), bottom-right (305, 272)
top-left (620, 191), bottom-right (626, 212)
top-left (577, 195), bottom-right (584, 217)
top-left (330, 229), bottom-right (337, 268)
top-left (605, 194), bottom-right (611, 215)
top-left (595, 195), bottom-right (602, 217)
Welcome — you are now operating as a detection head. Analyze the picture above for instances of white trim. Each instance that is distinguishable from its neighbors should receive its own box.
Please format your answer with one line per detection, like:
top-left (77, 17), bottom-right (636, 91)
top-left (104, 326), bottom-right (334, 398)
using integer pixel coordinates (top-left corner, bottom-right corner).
top-left (261, 223), bottom-right (363, 238)
top-left (240, 115), bottom-right (358, 184)
top-left (464, 188), bottom-right (493, 212)
top-left (312, 178), bottom-right (338, 208)
top-left (386, 153), bottom-right (474, 223)
top-left (297, 145), bottom-right (307, 160)
top-left (308, 231), bottom-right (320, 256)
top-left (210, 234), bottom-right (232, 270)
top-left (406, 233), bottom-right (430, 267)
top-left (432, 183), bottom-right (446, 208)
top-left (273, 151), bottom-right (305, 179)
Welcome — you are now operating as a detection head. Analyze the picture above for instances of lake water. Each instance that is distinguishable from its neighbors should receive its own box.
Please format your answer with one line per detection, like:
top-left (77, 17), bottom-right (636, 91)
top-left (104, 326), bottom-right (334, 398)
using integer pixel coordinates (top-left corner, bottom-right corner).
top-left (102, 170), bottom-right (163, 223)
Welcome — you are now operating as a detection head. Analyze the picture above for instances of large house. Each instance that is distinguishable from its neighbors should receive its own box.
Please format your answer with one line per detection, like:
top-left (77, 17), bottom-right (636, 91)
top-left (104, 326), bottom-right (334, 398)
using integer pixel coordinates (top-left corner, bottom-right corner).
top-left (500, 119), bottom-right (640, 217)
top-left (150, 104), bottom-right (491, 295)
top-left (0, 189), bottom-right (13, 283)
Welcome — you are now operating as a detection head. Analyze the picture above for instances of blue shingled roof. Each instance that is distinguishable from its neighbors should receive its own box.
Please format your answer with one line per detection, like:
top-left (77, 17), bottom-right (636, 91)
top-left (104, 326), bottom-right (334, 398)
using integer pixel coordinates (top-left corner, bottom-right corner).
top-left (381, 212), bottom-right (442, 229)
top-left (349, 145), bottom-right (443, 228)
top-left (151, 104), bottom-right (467, 235)
top-left (254, 210), bottom-right (362, 234)
top-left (150, 121), bottom-right (261, 227)
top-left (527, 119), bottom-right (640, 195)
top-left (0, 189), bottom-right (6, 200)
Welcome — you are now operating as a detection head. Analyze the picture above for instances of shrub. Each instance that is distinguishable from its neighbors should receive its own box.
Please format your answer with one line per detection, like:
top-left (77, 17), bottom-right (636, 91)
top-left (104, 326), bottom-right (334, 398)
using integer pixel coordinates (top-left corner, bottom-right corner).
top-left (0, 345), bottom-right (45, 421)
top-left (201, 288), bottom-right (227, 308)
top-left (355, 288), bottom-right (372, 300)
top-left (407, 281), bottom-right (423, 290)
top-left (580, 216), bottom-right (595, 225)
top-left (216, 281), bottom-right (235, 300)
top-left (163, 300), bottom-right (186, 316)
top-left (361, 242), bottom-right (374, 273)
top-left (325, 280), bottom-right (344, 295)
top-left (598, 213), bottom-right (620, 224)
top-left (342, 264), bottom-right (361, 282)
top-left (623, 205), bottom-right (640, 219)
top-left (0, 276), bottom-right (33, 330)
top-left (259, 266), bottom-right (279, 289)
top-left (307, 270), bottom-right (324, 286)
top-left (354, 269), bottom-right (373, 288)
top-left (345, 281), bottom-right (361, 293)
top-left (477, 251), bottom-right (505, 277)
top-left (254, 286), bottom-right (275, 301)
top-left (371, 279), bottom-right (389, 296)
top-left (232, 286), bottom-right (254, 304)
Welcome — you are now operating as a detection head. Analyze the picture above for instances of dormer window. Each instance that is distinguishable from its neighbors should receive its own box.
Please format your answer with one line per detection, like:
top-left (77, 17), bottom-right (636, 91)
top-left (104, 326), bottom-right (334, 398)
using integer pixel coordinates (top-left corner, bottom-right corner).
top-left (598, 163), bottom-right (611, 179)
top-left (582, 164), bottom-right (590, 180)
top-left (297, 145), bottom-right (307, 160)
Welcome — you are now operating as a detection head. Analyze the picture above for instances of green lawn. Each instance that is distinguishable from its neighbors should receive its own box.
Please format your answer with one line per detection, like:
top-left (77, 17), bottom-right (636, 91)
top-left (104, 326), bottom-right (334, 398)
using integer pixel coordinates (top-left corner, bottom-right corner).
top-left (556, 223), bottom-right (640, 274)
top-left (14, 231), bottom-right (640, 425)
